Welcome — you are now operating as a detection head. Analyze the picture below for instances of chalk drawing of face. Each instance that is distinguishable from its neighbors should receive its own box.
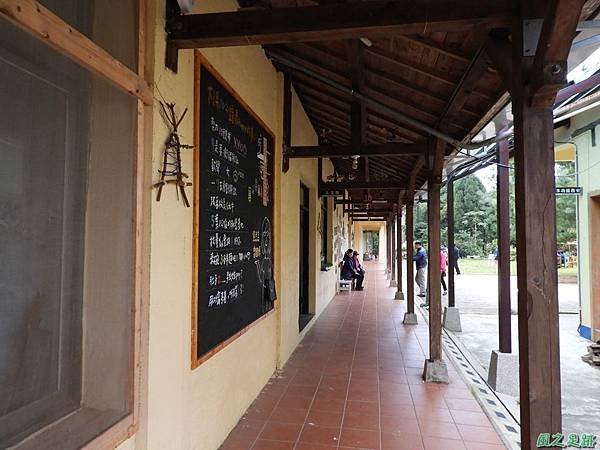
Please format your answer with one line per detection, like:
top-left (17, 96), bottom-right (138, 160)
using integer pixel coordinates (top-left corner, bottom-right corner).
top-left (255, 217), bottom-right (272, 282)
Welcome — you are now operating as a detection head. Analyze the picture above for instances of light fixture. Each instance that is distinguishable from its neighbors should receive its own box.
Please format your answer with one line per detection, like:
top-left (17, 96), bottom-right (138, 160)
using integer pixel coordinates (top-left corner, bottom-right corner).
top-left (360, 37), bottom-right (373, 47)
top-left (351, 155), bottom-right (360, 170)
top-left (177, 0), bottom-right (195, 13)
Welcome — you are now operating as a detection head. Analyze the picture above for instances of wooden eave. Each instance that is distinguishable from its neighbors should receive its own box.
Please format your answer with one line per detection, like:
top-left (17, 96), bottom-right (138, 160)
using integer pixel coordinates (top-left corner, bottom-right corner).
top-left (165, 0), bottom-right (600, 205)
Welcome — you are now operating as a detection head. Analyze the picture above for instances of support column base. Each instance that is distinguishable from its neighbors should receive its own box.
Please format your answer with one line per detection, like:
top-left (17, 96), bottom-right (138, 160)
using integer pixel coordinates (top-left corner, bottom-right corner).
top-left (442, 307), bottom-right (462, 332)
top-left (389, 280), bottom-right (397, 287)
top-left (488, 350), bottom-right (520, 397)
top-left (394, 291), bottom-right (405, 300)
top-left (403, 312), bottom-right (418, 324)
top-left (423, 359), bottom-right (449, 383)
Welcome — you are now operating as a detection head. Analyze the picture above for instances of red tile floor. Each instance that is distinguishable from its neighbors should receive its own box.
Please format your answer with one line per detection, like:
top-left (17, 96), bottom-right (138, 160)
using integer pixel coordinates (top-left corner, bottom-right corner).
top-left (221, 263), bottom-right (507, 450)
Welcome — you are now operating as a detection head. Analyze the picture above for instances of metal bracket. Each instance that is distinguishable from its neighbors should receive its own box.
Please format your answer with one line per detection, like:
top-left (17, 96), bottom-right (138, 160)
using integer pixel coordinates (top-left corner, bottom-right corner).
top-left (523, 19), bottom-right (544, 57)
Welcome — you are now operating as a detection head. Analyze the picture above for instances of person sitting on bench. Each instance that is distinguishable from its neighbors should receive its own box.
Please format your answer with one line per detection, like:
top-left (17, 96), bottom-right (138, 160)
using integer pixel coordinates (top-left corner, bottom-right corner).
top-left (341, 248), bottom-right (364, 291)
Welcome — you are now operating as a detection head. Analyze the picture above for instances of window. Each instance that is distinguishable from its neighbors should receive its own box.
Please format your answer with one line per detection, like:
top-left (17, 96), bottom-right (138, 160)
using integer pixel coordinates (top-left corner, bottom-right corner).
top-left (321, 197), bottom-right (329, 264)
top-left (0, 3), bottom-right (138, 448)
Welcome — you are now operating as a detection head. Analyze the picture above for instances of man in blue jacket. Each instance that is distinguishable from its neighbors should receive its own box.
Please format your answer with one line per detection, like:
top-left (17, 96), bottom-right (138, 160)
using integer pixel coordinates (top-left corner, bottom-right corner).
top-left (413, 241), bottom-right (428, 300)
top-left (341, 248), bottom-right (364, 290)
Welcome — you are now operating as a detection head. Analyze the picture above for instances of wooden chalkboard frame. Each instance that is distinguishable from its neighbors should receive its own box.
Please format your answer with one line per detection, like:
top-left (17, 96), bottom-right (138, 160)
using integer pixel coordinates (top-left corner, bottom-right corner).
top-left (191, 52), bottom-right (277, 369)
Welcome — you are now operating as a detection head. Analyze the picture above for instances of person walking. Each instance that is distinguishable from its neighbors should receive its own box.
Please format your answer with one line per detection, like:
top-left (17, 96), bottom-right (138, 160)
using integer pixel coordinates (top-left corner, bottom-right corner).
top-left (413, 241), bottom-right (428, 304)
top-left (440, 247), bottom-right (448, 295)
top-left (453, 244), bottom-right (462, 275)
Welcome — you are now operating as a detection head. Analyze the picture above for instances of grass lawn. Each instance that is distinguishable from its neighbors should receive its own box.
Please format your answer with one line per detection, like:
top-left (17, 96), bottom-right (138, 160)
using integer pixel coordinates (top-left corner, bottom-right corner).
top-left (458, 258), bottom-right (578, 278)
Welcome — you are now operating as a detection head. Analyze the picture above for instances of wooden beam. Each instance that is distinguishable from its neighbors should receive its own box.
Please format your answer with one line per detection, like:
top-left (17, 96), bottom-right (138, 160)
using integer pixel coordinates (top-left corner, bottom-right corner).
top-left (408, 156), bottom-right (426, 194)
top-left (335, 199), bottom-right (395, 205)
top-left (345, 208), bottom-right (394, 214)
top-left (438, 44), bottom-right (490, 129)
top-left (484, 36), bottom-right (514, 93)
top-left (321, 181), bottom-right (406, 191)
top-left (0, 0), bottom-right (152, 105)
top-left (395, 34), bottom-right (472, 64)
top-left (167, 0), bottom-right (516, 48)
top-left (302, 42), bottom-right (480, 117)
top-left (347, 40), bottom-right (368, 182)
top-left (530, 0), bottom-right (586, 107)
top-left (366, 46), bottom-right (458, 88)
top-left (282, 73), bottom-right (292, 172)
top-left (287, 143), bottom-right (426, 158)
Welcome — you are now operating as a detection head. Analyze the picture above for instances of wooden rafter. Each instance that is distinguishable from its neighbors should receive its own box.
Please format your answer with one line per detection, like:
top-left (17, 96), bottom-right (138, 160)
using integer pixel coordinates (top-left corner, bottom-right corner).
top-left (321, 180), bottom-right (406, 190)
top-left (286, 143), bottom-right (426, 158)
top-left (394, 34), bottom-right (472, 64)
top-left (437, 43), bottom-right (490, 128)
top-left (302, 42), bottom-right (481, 118)
top-left (166, 0), bottom-right (516, 48)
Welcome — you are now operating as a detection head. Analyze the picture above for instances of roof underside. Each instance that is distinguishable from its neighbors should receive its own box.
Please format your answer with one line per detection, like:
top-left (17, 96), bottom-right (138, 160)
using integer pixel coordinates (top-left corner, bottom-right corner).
top-left (171, 0), bottom-right (600, 209)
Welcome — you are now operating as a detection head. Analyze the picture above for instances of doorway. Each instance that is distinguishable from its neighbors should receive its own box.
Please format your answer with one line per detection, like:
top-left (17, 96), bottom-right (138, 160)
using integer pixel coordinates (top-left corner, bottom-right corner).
top-left (363, 230), bottom-right (380, 261)
top-left (299, 183), bottom-right (312, 331)
top-left (591, 195), bottom-right (600, 341)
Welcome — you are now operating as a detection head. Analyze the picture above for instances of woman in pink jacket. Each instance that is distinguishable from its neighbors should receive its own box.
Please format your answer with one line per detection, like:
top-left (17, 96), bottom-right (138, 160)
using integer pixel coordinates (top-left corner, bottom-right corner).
top-left (440, 247), bottom-right (448, 295)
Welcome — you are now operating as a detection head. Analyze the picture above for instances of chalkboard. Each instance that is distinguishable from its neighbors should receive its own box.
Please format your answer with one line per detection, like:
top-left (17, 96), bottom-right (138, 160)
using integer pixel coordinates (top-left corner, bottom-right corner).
top-left (192, 56), bottom-right (275, 365)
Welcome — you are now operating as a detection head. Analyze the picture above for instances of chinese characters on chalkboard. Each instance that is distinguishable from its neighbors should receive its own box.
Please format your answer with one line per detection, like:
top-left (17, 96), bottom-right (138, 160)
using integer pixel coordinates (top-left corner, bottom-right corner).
top-left (194, 61), bottom-right (275, 362)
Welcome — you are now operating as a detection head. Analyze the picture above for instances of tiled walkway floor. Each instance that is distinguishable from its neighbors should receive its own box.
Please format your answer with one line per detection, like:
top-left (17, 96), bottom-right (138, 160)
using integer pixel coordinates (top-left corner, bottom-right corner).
top-left (221, 263), bottom-right (507, 450)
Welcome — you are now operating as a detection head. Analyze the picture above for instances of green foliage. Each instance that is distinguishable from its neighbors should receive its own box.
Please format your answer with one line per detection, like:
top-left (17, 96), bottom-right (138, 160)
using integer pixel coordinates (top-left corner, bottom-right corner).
top-left (555, 162), bottom-right (577, 248)
top-left (411, 162), bottom-right (575, 258)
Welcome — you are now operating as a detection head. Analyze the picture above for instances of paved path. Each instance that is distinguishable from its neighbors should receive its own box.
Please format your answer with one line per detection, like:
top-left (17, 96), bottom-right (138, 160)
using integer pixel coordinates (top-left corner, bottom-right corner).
top-left (221, 263), bottom-right (507, 450)
top-left (445, 272), bottom-right (600, 436)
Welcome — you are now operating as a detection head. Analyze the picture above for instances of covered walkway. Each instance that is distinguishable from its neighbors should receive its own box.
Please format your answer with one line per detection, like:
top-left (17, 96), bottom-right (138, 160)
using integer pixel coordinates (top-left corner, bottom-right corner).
top-left (221, 263), bottom-right (505, 450)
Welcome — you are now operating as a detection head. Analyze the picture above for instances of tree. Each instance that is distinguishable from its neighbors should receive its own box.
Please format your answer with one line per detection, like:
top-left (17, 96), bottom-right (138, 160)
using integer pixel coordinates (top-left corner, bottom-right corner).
top-left (555, 161), bottom-right (577, 248)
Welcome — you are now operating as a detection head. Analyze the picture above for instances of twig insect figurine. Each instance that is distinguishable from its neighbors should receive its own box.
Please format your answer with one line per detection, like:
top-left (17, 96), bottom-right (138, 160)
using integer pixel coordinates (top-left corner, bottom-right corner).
top-left (153, 102), bottom-right (194, 207)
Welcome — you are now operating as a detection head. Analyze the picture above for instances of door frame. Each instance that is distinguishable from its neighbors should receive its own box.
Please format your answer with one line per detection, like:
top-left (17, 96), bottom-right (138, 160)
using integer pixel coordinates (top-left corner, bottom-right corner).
top-left (590, 193), bottom-right (600, 341)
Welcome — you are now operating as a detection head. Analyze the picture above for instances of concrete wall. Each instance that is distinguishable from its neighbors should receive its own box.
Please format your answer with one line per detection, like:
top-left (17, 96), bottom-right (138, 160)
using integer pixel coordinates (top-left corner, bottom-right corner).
top-left (556, 104), bottom-right (600, 340)
top-left (112, 1), bottom-right (345, 449)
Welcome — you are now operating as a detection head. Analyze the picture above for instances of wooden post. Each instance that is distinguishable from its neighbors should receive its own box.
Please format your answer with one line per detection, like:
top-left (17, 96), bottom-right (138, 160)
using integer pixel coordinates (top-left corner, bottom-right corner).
top-left (497, 138), bottom-right (512, 353)
top-left (512, 6), bottom-right (564, 442)
top-left (447, 176), bottom-right (456, 308)
top-left (513, 85), bottom-right (562, 450)
top-left (406, 201), bottom-right (415, 314)
top-left (390, 213), bottom-right (397, 287)
top-left (395, 201), bottom-right (404, 299)
top-left (427, 139), bottom-right (445, 364)
top-left (386, 220), bottom-right (391, 275)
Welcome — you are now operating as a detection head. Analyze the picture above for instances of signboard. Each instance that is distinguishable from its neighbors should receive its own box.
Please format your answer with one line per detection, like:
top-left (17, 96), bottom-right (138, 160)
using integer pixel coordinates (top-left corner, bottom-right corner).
top-left (556, 187), bottom-right (582, 195)
top-left (192, 56), bottom-right (275, 366)
top-left (319, 188), bottom-right (344, 197)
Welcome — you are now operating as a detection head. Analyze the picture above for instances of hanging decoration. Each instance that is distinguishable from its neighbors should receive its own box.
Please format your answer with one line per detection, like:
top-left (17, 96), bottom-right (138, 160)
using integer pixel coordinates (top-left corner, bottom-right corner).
top-left (153, 102), bottom-right (194, 207)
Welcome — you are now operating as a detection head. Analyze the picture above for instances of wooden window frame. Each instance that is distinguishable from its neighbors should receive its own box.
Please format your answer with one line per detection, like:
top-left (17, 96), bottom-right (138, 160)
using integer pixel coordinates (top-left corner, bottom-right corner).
top-left (0, 1), bottom-right (149, 449)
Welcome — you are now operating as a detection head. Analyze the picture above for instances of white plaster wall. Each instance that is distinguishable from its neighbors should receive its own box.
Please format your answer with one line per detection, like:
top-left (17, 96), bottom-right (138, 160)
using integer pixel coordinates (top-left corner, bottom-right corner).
top-left (556, 104), bottom-right (600, 334)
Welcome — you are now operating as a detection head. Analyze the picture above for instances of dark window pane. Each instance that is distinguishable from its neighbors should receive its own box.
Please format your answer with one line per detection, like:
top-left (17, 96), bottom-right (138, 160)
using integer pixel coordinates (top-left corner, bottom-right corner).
top-left (38, 0), bottom-right (138, 71)
top-left (0, 14), bottom-right (135, 448)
